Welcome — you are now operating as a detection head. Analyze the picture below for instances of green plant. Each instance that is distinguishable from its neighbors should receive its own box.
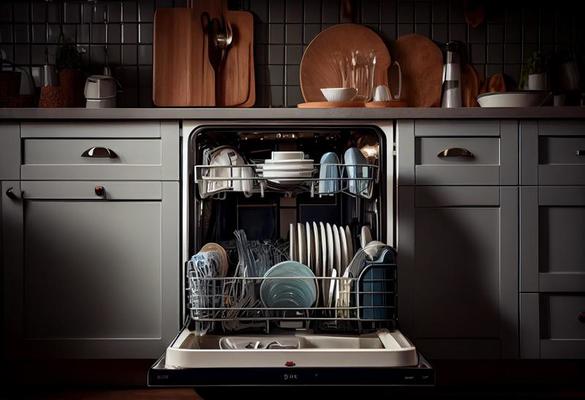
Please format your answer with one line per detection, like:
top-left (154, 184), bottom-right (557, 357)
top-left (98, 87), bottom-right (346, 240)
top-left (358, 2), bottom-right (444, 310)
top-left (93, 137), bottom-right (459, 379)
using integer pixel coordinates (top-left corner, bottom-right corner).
top-left (55, 32), bottom-right (83, 70)
top-left (519, 51), bottom-right (547, 89)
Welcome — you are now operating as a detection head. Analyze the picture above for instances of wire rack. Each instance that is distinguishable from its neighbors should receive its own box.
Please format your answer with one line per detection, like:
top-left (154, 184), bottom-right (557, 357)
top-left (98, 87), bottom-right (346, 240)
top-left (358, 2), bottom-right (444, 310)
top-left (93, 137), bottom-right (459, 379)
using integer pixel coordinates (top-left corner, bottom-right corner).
top-left (194, 163), bottom-right (379, 199)
top-left (187, 262), bottom-right (397, 333)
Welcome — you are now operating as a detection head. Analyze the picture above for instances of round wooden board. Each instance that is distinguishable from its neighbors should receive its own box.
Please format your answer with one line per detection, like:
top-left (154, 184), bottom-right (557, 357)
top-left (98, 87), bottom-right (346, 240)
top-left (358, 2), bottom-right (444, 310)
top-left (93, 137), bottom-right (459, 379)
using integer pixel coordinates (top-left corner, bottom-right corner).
top-left (297, 101), bottom-right (366, 108)
top-left (365, 100), bottom-right (409, 108)
top-left (300, 24), bottom-right (391, 103)
top-left (391, 34), bottom-right (443, 107)
top-left (462, 64), bottom-right (481, 107)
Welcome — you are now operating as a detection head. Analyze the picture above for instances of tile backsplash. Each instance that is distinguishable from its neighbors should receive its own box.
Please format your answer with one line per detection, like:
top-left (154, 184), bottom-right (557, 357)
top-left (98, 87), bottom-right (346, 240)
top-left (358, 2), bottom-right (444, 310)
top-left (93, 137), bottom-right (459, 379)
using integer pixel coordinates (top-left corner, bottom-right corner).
top-left (0, 0), bottom-right (583, 107)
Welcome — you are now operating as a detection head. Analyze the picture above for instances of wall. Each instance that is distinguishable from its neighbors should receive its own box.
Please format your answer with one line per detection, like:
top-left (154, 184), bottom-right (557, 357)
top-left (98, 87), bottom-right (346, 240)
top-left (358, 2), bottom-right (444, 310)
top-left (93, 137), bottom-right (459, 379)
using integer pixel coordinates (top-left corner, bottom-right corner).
top-left (0, 0), bottom-right (583, 107)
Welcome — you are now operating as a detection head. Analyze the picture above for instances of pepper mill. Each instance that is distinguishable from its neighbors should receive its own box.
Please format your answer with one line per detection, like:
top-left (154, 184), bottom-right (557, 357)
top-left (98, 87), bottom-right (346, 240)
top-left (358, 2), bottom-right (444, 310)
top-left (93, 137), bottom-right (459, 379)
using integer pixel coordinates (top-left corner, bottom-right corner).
top-left (441, 41), bottom-right (463, 108)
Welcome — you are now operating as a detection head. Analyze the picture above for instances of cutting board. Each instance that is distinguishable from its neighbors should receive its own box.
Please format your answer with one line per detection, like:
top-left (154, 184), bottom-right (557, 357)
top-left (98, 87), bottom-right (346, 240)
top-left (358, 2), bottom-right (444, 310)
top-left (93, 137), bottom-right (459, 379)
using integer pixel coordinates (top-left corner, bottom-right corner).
top-left (300, 24), bottom-right (391, 103)
top-left (391, 34), bottom-right (443, 107)
top-left (153, 8), bottom-right (214, 106)
top-left (153, 4), bottom-right (254, 107)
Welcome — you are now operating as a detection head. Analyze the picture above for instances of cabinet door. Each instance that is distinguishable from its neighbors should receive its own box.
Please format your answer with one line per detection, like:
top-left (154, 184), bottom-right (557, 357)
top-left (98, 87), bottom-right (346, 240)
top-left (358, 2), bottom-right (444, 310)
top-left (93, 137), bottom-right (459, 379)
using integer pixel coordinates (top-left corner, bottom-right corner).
top-left (2, 181), bottom-right (179, 359)
top-left (520, 186), bottom-right (585, 292)
top-left (398, 186), bottom-right (518, 359)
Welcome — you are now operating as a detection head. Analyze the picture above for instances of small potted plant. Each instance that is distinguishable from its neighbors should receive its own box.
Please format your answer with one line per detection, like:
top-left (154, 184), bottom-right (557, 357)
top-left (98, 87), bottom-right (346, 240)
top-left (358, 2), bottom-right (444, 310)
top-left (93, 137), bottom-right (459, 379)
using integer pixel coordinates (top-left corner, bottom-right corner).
top-left (520, 51), bottom-right (547, 91)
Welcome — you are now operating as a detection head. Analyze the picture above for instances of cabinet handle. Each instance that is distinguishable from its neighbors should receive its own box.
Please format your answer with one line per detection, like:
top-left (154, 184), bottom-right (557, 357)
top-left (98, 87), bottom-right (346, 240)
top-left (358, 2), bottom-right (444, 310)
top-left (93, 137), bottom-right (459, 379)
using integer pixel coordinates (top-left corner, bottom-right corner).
top-left (95, 185), bottom-right (106, 197)
top-left (81, 146), bottom-right (118, 159)
top-left (437, 148), bottom-right (475, 158)
top-left (578, 312), bottom-right (585, 324)
top-left (577, 150), bottom-right (585, 156)
top-left (5, 187), bottom-right (19, 200)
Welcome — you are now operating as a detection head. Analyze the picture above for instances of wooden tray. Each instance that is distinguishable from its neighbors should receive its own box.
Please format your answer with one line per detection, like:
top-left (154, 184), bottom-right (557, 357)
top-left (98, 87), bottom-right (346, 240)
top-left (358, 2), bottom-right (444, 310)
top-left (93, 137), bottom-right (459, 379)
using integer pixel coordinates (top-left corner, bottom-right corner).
top-left (300, 24), bottom-right (391, 103)
top-left (365, 100), bottom-right (408, 108)
top-left (297, 101), bottom-right (366, 108)
top-left (391, 34), bottom-right (443, 107)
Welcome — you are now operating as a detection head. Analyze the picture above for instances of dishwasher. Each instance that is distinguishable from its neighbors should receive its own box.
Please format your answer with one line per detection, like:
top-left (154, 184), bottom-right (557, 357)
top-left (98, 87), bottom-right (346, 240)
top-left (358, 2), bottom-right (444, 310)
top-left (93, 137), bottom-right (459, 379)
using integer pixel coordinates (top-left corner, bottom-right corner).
top-left (148, 121), bottom-right (433, 387)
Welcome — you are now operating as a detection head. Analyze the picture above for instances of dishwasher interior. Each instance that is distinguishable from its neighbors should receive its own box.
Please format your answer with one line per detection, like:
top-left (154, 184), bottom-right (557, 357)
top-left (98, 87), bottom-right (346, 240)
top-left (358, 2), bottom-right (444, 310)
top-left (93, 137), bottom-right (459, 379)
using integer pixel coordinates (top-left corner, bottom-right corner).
top-left (149, 124), bottom-right (433, 386)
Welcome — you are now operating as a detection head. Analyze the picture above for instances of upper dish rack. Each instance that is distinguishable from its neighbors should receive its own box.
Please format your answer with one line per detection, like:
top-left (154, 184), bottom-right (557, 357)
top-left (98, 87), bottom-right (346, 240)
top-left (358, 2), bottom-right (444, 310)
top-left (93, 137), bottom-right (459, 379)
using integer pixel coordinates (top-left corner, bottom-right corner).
top-left (194, 163), bottom-right (379, 199)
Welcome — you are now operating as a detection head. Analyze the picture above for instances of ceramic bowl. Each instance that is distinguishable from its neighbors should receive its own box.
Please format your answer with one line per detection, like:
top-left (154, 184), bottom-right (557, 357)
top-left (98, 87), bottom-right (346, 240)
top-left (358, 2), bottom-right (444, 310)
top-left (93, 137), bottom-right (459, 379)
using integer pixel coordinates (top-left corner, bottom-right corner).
top-left (319, 152), bottom-right (340, 194)
top-left (344, 147), bottom-right (370, 195)
top-left (320, 87), bottom-right (358, 102)
top-left (260, 261), bottom-right (317, 309)
top-left (477, 91), bottom-right (549, 107)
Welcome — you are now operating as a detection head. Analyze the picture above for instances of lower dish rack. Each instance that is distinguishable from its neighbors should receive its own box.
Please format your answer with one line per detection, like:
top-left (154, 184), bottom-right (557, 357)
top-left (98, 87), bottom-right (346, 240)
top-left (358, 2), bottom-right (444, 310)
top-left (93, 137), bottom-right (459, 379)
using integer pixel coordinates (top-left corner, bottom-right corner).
top-left (187, 252), bottom-right (397, 334)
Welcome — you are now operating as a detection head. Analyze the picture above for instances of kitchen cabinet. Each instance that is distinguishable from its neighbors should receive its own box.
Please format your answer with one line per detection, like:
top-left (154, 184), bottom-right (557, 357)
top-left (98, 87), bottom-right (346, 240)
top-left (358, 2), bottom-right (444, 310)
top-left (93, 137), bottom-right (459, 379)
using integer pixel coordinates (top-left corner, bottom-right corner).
top-left (0, 123), bottom-right (20, 180)
top-left (2, 181), bottom-right (179, 359)
top-left (397, 186), bottom-right (519, 359)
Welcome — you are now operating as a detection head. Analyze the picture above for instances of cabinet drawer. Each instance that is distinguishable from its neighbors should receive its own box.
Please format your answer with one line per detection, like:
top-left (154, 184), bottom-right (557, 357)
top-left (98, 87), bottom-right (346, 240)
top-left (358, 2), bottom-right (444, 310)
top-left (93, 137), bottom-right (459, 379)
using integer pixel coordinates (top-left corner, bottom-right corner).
top-left (397, 120), bottom-right (518, 186)
top-left (521, 121), bottom-right (585, 185)
top-left (20, 122), bottom-right (179, 181)
top-left (521, 293), bottom-right (585, 359)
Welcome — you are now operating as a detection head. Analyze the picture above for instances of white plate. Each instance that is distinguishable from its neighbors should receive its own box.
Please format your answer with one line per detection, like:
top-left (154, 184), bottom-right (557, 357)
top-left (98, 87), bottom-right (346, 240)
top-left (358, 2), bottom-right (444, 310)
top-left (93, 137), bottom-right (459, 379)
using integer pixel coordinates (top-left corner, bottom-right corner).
top-left (332, 225), bottom-right (342, 275)
top-left (344, 225), bottom-right (354, 262)
top-left (320, 222), bottom-right (328, 304)
top-left (289, 224), bottom-right (296, 261)
top-left (265, 159), bottom-right (314, 164)
top-left (325, 223), bottom-right (334, 274)
top-left (262, 163), bottom-right (315, 171)
top-left (328, 268), bottom-right (337, 309)
top-left (297, 223), bottom-right (306, 264)
top-left (312, 222), bottom-right (321, 281)
top-left (338, 225), bottom-right (349, 272)
top-left (305, 222), bottom-right (313, 271)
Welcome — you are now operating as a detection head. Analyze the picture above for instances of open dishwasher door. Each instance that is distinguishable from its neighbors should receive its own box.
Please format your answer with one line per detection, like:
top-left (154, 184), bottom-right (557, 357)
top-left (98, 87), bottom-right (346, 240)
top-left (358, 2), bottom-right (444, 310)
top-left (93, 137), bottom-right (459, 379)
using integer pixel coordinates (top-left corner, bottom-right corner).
top-left (149, 122), bottom-right (433, 387)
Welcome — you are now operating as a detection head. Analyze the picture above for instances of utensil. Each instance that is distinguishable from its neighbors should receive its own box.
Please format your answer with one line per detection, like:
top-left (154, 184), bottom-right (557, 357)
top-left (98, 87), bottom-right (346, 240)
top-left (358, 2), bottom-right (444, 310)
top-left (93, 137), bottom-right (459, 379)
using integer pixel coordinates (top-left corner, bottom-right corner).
top-left (320, 87), bottom-right (357, 102)
top-left (477, 91), bottom-right (549, 107)
top-left (300, 24), bottom-right (391, 102)
top-left (210, 15), bottom-right (233, 106)
top-left (392, 34), bottom-right (443, 107)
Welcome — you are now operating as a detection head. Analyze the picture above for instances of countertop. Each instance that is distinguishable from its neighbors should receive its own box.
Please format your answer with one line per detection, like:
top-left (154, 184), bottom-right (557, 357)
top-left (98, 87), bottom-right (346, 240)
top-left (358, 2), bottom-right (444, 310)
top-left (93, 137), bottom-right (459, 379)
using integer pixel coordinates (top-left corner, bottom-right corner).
top-left (1, 107), bottom-right (585, 120)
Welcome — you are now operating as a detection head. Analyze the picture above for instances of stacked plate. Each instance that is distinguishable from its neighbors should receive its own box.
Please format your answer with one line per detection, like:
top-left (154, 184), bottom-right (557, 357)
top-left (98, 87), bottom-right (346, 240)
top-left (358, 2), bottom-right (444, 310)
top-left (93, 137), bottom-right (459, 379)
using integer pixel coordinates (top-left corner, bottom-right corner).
top-left (289, 221), bottom-right (355, 310)
top-left (258, 151), bottom-right (315, 184)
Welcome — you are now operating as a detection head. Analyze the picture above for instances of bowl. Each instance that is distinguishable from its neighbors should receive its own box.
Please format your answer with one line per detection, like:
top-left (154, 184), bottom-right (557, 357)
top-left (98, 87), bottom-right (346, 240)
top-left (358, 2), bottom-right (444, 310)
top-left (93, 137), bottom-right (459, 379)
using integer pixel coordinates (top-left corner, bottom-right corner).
top-left (477, 91), bottom-right (549, 107)
top-left (260, 261), bottom-right (317, 309)
top-left (320, 87), bottom-right (358, 102)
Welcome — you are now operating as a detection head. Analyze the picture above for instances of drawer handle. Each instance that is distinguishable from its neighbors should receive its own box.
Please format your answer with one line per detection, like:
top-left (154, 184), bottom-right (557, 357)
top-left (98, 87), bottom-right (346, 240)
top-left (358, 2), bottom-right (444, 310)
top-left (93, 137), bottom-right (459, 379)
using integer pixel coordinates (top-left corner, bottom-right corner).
top-left (437, 148), bottom-right (475, 158)
top-left (577, 150), bottom-right (585, 156)
top-left (5, 187), bottom-right (19, 200)
top-left (578, 312), bottom-right (585, 324)
top-left (81, 147), bottom-right (118, 159)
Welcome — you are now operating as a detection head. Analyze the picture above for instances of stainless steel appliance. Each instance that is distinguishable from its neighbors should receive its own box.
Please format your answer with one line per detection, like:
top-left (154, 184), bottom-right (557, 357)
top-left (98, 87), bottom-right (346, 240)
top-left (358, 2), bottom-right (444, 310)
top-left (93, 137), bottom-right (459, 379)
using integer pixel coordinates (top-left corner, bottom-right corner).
top-left (148, 121), bottom-right (433, 387)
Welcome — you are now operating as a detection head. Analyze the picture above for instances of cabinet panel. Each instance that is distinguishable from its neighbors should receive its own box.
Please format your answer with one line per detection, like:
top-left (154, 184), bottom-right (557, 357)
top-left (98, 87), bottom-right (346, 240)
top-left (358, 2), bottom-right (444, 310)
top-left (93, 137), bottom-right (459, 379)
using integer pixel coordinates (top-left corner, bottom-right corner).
top-left (398, 186), bottom-right (518, 359)
top-left (520, 293), bottom-right (585, 359)
top-left (520, 186), bottom-right (585, 292)
top-left (0, 123), bottom-right (20, 180)
top-left (3, 181), bottom-right (179, 359)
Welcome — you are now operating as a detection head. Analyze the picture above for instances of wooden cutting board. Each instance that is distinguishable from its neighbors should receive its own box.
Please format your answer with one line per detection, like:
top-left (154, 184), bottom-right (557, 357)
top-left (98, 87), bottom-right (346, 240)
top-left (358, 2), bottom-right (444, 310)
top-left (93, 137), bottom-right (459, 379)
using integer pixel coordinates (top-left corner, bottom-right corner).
top-left (153, 4), bottom-right (254, 107)
top-left (222, 10), bottom-right (255, 107)
top-left (153, 8), bottom-right (214, 106)
top-left (300, 24), bottom-right (391, 103)
top-left (392, 34), bottom-right (443, 107)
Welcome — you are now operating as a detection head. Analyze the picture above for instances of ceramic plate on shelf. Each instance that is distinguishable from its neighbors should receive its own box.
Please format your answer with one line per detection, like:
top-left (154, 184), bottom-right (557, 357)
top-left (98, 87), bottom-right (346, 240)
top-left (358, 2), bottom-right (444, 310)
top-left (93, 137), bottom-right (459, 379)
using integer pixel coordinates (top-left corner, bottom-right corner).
top-left (320, 222), bottom-right (328, 303)
top-left (297, 223), bottom-right (306, 265)
top-left (325, 223), bottom-right (335, 282)
top-left (332, 224), bottom-right (342, 275)
top-left (328, 268), bottom-right (338, 309)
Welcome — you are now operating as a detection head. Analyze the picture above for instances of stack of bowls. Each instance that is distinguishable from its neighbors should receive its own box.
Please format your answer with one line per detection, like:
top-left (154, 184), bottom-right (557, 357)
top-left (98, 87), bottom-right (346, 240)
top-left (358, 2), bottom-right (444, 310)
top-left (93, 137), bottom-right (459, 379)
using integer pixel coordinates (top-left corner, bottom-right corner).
top-left (260, 261), bottom-right (318, 309)
top-left (259, 151), bottom-right (315, 184)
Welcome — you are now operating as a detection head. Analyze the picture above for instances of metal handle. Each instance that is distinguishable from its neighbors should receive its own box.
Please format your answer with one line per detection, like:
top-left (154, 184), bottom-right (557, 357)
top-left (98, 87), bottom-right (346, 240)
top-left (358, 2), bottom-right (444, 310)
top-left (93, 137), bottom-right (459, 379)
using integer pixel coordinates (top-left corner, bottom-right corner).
top-left (5, 187), bottom-right (18, 200)
top-left (577, 150), bottom-right (585, 156)
top-left (81, 147), bottom-right (118, 159)
top-left (437, 147), bottom-right (475, 158)
top-left (94, 185), bottom-right (106, 197)
top-left (578, 312), bottom-right (585, 324)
